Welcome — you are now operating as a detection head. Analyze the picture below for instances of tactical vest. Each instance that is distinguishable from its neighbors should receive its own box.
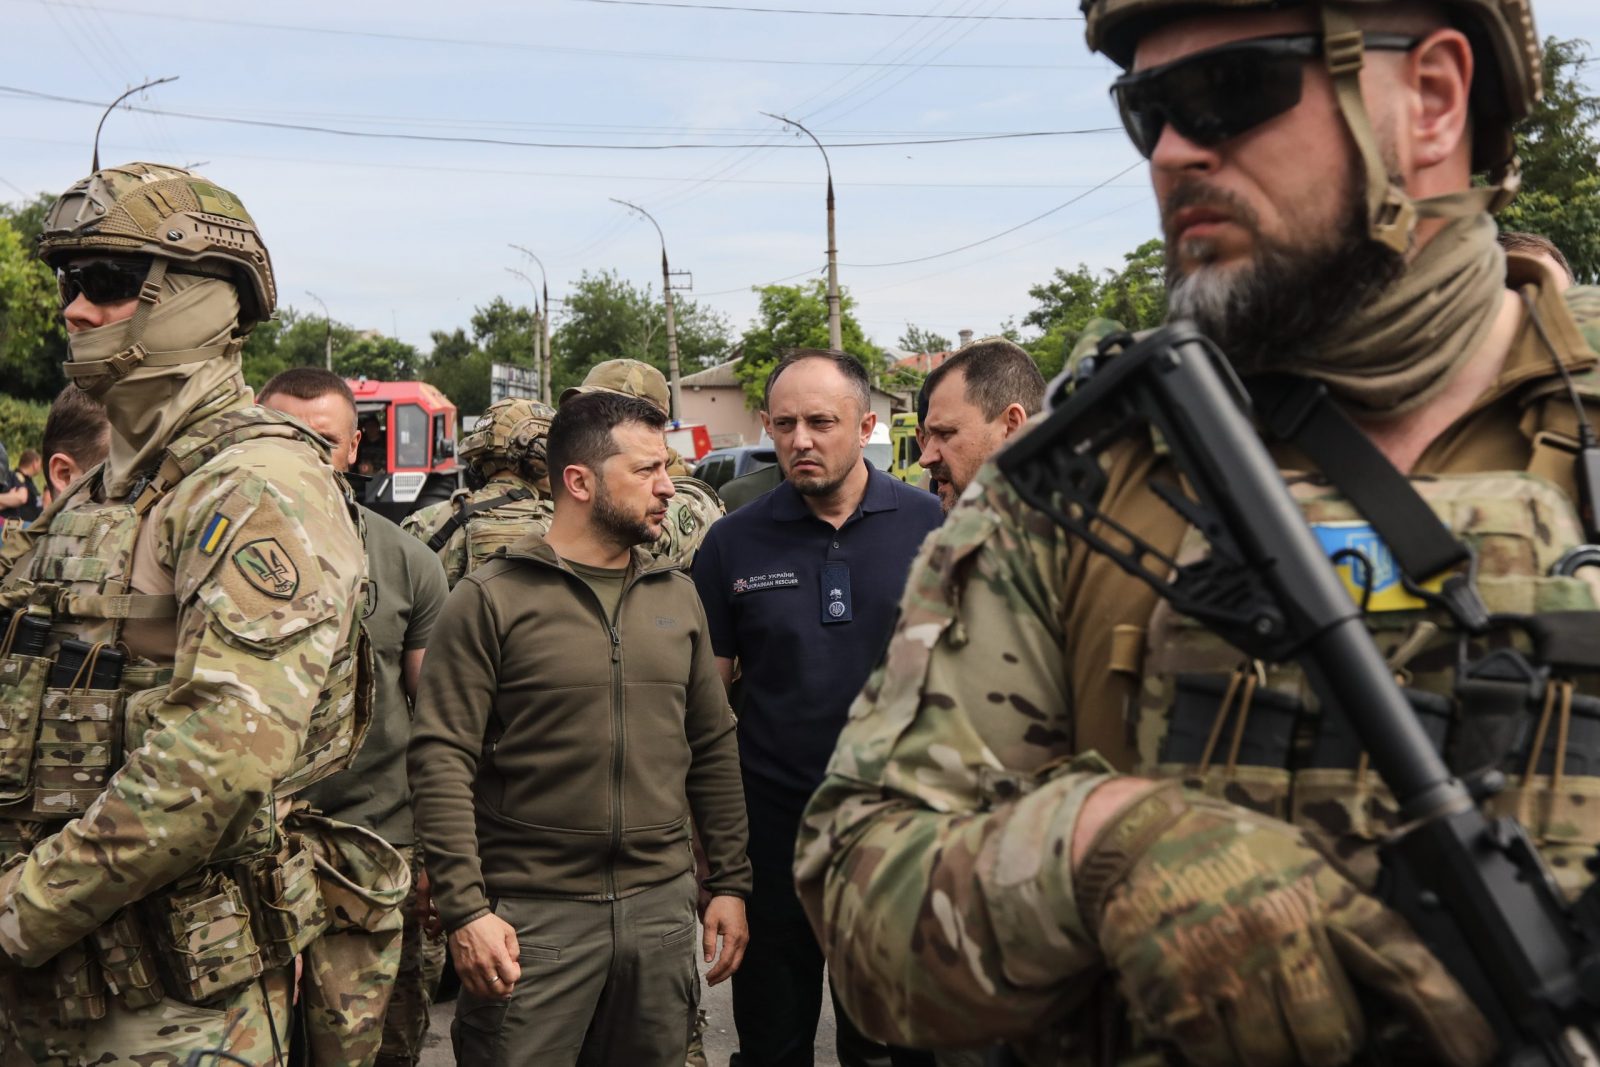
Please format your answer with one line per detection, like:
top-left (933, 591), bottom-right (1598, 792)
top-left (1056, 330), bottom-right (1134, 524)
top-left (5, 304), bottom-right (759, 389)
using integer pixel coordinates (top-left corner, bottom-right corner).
top-left (1125, 289), bottom-right (1600, 898)
top-left (415, 479), bottom-right (553, 588)
top-left (655, 476), bottom-right (724, 569)
top-left (0, 407), bottom-right (372, 1017)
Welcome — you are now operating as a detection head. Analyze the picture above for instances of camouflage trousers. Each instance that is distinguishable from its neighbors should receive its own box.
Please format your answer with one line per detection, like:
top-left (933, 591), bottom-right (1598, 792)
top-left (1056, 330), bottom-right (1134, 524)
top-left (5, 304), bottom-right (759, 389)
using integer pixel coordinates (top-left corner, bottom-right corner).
top-left (2, 963), bottom-right (295, 1067)
top-left (293, 813), bottom-right (409, 1067)
top-left (373, 846), bottom-right (447, 1067)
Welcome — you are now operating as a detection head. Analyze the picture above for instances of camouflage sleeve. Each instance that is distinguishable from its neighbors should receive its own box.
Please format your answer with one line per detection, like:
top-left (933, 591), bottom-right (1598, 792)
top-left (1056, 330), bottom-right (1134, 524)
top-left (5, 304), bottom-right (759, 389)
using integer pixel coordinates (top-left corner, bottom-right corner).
top-left (0, 449), bottom-right (362, 966)
top-left (401, 500), bottom-right (465, 587)
top-left (793, 456), bottom-right (1115, 1048)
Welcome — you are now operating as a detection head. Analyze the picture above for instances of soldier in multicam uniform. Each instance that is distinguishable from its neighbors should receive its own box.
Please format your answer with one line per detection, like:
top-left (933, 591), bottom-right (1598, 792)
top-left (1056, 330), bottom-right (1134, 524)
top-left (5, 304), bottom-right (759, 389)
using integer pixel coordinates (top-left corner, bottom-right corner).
top-left (0, 162), bottom-right (403, 1065)
top-left (403, 397), bottom-right (557, 588)
top-left (796, 1), bottom-right (1600, 1065)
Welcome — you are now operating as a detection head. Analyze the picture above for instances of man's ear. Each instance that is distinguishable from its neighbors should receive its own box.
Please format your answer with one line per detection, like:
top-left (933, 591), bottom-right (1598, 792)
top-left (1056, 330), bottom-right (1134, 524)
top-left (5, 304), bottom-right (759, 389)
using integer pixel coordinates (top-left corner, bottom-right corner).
top-left (859, 409), bottom-right (878, 442)
top-left (47, 453), bottom-right (80, 496)
top-left (347, 428), bottom-right (362, 470)
top-left (561, 463), bottom-right (597, 503)
top-left (1405, 27), bottom-right (1474, 170)
top-left (1000, 403), bottom-right (1029, 438)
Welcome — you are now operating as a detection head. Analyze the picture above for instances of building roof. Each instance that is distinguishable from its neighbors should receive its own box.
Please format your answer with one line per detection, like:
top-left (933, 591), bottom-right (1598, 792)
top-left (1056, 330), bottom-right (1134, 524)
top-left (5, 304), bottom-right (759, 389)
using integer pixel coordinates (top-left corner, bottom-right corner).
top-left (681, 357), bottom-right (743, 388)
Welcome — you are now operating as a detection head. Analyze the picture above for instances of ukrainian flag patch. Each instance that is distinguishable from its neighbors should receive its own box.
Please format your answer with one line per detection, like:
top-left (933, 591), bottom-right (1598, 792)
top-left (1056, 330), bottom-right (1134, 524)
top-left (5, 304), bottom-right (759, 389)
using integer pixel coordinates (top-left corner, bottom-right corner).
top-left (200, 514), bottom-right (231, 556)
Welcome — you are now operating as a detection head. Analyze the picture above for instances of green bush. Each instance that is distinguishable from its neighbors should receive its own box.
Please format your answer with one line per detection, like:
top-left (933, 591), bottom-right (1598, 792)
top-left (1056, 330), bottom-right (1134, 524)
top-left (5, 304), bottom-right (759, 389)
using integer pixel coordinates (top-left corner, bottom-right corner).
top-left (0, 392), bottom-right (50, 468)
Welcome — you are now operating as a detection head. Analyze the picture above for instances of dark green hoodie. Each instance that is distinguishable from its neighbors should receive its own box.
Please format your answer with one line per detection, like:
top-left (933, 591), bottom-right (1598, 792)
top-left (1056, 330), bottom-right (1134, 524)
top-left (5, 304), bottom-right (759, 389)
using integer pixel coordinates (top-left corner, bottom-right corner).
top-left (408, 533), bottom-right (751, 931)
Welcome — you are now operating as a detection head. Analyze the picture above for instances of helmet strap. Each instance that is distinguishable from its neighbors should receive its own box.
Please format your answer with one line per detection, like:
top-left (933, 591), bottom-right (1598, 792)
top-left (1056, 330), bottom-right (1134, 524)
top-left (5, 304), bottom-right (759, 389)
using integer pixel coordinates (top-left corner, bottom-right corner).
top-left (1319, 4), bottom-right (1517, 253)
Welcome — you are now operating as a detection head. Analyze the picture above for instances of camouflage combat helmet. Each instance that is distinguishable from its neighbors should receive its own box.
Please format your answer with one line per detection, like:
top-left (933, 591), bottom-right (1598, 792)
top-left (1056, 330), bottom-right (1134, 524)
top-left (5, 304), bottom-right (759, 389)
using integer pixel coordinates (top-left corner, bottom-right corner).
top-left (1081, 0), bottom-right (1541, 250)
top-left (461, 397), bottom-right (558, 480)
top-left (38, 162), bottom-right (276, 327)
top-left (562, 358), bottom-right (671, 415)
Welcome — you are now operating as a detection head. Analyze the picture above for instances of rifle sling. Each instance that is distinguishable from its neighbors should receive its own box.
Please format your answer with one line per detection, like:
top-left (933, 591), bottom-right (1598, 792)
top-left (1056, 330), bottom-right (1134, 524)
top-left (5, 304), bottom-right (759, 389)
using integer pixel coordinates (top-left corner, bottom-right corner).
top-left (1247, 375), bottom-right (1471, 583)
top-left (426, 487), bottom-right (534, 553)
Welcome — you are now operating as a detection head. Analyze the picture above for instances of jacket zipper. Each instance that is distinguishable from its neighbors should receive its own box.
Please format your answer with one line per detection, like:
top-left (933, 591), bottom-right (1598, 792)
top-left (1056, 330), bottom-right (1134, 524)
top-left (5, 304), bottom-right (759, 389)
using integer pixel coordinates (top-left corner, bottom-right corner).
top-left (516, 551), bottom-right (664, 902)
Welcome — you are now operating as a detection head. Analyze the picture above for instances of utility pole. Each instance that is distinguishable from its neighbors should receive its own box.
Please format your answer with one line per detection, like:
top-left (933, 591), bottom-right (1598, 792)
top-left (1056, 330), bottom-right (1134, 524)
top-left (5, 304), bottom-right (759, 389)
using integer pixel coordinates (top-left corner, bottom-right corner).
top-left (763, 112), bottom-right (841, 351)
top-left (610, 199), bottom-right (690, 420)
top-left (509, 244), bottom-right (554, 404)
top-left (505, 268), bottom-right (542, 399)
top-left (305, 290), bottom-right (332, 372)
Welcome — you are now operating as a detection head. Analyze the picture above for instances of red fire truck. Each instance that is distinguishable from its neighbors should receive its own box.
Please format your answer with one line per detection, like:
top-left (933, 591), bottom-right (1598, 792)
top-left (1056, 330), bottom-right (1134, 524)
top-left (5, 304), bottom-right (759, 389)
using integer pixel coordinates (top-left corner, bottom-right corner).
top-left (347, 378), bottom-right (462, 522)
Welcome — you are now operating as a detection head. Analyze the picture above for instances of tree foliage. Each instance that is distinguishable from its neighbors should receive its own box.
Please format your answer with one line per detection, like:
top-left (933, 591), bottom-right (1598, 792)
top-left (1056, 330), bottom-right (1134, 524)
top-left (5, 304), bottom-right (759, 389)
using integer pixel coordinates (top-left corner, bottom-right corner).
top-left (1498, 38), bottom-right (1600, 283)
top-left (897, 323), bottom-right (952, 354)
top-left (733, 280), bottom-right (883, 408)
top-left (1022, 238), bottom-right (1167, 379)
top-left (0, 216), bottom-right (65, 401)
top-left (240, 307), bottom-right (419, 390)
top-left (551, 270), bottom-right (732, 396)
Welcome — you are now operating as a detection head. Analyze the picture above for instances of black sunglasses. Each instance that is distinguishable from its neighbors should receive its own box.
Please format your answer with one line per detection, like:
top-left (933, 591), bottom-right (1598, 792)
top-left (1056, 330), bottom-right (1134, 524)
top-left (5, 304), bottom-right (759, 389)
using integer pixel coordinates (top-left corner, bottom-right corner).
top-left (1111, 33), bottom-right (1421, 159)
top-left (56, 256), bottom-right (154, 307)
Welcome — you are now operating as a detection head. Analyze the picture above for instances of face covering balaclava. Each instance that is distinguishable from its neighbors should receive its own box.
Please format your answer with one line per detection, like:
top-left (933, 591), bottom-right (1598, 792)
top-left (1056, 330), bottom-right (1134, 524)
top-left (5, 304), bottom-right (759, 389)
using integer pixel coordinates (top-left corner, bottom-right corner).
top-left (66, 267), bottom-right (248, 498)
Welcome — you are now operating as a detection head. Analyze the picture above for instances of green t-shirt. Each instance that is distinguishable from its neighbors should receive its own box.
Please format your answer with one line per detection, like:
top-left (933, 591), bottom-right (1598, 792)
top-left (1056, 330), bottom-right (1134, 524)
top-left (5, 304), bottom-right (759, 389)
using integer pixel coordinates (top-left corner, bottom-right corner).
top-left (567, 559), bottom-right (630, 623)
top-left (301, 505), bottom-right (449, 846)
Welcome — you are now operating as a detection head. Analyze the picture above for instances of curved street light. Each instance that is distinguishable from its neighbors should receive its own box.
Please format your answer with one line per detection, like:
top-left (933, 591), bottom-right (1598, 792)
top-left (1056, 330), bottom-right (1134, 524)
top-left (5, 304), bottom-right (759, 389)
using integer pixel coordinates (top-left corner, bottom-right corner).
top-left (610, 198), bottom-right (683, 419)
top-left (509, 244), bottom-right (553, 403)
top-left (761, 112), bottom-right (841, 351)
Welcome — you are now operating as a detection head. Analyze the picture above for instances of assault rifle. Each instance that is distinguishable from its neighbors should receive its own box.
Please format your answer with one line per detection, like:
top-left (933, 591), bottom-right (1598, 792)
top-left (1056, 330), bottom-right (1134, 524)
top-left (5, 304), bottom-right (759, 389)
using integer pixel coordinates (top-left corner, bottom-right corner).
top-left (997, 323), bottom-right (1600, 1066)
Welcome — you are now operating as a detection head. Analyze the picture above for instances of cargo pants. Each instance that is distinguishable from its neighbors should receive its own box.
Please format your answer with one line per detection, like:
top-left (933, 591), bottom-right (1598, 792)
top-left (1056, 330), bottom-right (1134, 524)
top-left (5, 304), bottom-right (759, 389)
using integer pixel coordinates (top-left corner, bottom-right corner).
top-left (452, 871), bottom-right (700, 1067)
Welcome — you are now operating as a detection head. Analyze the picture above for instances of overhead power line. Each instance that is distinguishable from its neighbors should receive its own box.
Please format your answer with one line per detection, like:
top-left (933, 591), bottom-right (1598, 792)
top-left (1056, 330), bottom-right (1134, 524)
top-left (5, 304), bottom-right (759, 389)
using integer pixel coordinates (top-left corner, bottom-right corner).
top-left (842, 158), bottom-right (1144, 267)
top-left (0, 86), bottom-right (1119, 150)
top-left (20, 0), bottom-right (1084, 69)
top-left (570, 0), bottom-right (1079, 18)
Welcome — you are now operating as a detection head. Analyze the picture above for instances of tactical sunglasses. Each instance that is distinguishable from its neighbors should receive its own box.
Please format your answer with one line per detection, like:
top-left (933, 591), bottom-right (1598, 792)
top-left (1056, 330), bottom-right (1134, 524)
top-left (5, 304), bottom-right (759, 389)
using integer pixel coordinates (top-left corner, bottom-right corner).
top-left (1111, 33), bottom-right (1421, 158)
top-left (56, 256), bottom-right (154, 307)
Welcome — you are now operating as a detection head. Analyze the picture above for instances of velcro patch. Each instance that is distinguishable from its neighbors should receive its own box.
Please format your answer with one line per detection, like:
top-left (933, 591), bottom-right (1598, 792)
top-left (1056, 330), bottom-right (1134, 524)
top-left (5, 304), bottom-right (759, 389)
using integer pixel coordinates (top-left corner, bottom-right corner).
top-left (232, 538), bottom-right (300, 600)
top-left (199, 514), bottom-right (231, 556)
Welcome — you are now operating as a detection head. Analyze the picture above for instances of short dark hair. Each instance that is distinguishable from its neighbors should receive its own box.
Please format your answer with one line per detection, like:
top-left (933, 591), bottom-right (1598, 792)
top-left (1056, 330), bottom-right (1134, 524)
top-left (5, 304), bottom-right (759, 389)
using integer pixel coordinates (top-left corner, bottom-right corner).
top-left (16, 450), bottom-right (39, 469)
top-left (41, 386), bottom-right (108, 473)
top-left (923, 337), bottom-right (1046, 421)
top-left (1498, 230), bottom-right (1573, 280)
top-left (762, 349), bottom-right (871, 414)
top-left (546, 391), bottom-right (668, 497)
top-left (258, 367), bottom-right (358, 422)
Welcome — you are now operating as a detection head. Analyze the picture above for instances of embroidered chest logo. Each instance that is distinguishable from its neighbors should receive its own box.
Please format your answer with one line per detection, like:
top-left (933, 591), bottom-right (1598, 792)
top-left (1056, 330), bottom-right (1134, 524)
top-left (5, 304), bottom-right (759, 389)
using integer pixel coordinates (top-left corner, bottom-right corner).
top-left (731, 572), bottom-right (799, 595)
top-left (233, 538), bottom-right (300, 600)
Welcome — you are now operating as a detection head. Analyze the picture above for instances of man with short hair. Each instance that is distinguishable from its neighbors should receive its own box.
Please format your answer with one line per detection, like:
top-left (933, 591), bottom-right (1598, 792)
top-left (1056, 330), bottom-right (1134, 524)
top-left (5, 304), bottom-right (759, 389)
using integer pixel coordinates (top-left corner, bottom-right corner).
top-left (565, 357), bottom-right (726, 566)
top-left (259, 367), bottom-right (450, 1067)
top-left (798, 0), bottom-right (1584, 1063)
top-left (1499, 230), bottom-right (1574, 289)
top-left (916, 337), bottom-right (1045, 513)
top-left (410, 390), bottom-right (751, 1067)
top-left (0, 451), bottom-right (42, 523)
top-left (39, 385), bottom-right (109, 501)
top-left (691, 349), bottom-right (942, 1067)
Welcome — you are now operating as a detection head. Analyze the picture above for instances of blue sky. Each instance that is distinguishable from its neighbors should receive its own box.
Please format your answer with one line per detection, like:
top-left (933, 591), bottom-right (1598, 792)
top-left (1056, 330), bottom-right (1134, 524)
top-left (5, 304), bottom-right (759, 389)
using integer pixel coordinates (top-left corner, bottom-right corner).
top-left (4, 0), bottom-right (1598, 356)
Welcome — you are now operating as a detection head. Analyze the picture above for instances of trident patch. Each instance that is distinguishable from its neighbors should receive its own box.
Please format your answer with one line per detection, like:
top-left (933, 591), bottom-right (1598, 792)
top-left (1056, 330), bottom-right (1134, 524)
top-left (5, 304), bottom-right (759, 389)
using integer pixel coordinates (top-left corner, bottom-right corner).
top-left (233, 538), bottom-right (300, 600)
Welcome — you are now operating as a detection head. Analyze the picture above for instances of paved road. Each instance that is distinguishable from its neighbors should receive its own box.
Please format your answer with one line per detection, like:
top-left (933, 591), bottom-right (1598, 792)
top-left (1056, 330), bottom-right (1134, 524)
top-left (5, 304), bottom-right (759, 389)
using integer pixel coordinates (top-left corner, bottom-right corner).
top-left (418, 963), bottom-right (841, 1066)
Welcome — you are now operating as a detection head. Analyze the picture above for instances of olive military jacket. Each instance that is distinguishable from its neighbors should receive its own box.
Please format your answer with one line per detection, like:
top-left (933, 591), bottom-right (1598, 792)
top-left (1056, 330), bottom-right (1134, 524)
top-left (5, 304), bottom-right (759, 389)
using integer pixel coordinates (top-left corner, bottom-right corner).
top-left (409, 533), bottom-right (751, 932)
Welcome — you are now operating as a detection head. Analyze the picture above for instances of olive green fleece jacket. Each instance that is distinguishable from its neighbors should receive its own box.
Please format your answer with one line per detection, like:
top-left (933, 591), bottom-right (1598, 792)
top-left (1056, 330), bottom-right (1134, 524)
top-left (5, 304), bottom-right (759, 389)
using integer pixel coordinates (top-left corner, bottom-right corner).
top-left (408, 532), bottom-right (752, 932)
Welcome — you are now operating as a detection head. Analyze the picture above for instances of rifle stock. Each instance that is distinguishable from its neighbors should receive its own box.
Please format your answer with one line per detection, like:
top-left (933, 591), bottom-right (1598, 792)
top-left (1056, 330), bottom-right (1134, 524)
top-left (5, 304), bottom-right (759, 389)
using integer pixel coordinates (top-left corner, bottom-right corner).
top-left (998, 323), bottom-right (1600, 1065)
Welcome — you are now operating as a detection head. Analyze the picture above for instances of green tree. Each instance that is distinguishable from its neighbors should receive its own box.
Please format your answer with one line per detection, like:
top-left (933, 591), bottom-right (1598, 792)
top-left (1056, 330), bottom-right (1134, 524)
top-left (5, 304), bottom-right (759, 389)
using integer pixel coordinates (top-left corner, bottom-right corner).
top-left (897, 323), bottom-right (952, 353)
top-left (1022, 239), bottom-right (1167, 379)
top-left (551, 269), bottom-right (732, 395)
top-left (337, 334), bottom-right (420, 380)
top-left (241, 307), bottom-right (361, 390)
top-left (1498, 38), bottom-right (1600, 283)
top-left (733, 280), bottom-right (883, 407)
top-left (422, 327), bottom-right (492, 414)
top-left (471, 297), bottom-right (538, 372)
top-left (0, 215), bottom-right (65, 401)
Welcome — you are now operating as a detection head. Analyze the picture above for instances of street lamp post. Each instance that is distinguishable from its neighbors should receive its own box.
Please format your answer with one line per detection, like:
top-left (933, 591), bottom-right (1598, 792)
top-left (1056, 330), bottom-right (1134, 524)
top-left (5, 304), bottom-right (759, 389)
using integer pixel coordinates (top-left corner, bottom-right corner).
top-left (509, 244), bottom-right (553, 404)
top-left (505, 268), bottom-right (543, 400)
top-left (762, 112), bottom-right (841, 351)
top-left (305, 290), bottom-right (332, 372)
top-left (609, 199), bottom-right (682, 420)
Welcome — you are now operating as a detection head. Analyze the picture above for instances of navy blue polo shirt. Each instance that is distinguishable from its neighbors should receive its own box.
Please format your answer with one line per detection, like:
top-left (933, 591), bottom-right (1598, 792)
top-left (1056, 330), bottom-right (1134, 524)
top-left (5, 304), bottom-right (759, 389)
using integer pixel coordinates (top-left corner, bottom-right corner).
top-left (692, 463), bottom-right (942, 802)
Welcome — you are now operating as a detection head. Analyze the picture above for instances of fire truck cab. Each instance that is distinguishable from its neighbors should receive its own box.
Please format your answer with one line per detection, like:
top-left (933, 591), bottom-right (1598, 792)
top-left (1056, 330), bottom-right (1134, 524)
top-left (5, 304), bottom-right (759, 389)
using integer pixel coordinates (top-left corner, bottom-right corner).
top-left (348, 378), bottom-right (462, 522)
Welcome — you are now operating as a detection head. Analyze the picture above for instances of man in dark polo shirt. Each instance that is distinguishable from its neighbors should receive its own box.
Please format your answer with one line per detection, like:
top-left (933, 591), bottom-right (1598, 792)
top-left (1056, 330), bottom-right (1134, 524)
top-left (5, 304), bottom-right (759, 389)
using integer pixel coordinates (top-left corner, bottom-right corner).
top-left (692, 350), bottom-right (941, 1067)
